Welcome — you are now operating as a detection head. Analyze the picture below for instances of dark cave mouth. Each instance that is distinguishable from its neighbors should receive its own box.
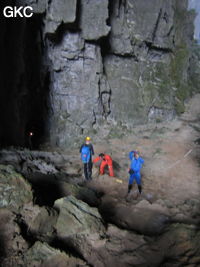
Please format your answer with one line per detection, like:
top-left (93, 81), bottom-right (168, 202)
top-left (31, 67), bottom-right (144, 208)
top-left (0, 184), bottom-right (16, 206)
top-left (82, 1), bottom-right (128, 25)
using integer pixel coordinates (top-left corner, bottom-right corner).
top-left (25, 173), bottom-right (67, 207)
top-left (0, 11), bottom-right (49, 149)
top-left (31, 180), bottom-right (64, 207)
top-left (24, 169), bottom-right (102, 208)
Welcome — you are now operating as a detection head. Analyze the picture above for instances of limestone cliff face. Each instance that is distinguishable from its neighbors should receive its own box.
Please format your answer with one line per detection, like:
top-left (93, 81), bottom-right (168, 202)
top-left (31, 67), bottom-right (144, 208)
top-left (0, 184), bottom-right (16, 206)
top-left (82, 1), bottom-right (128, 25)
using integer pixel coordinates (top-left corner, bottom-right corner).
top-left (0, 0), bottom-right (199, 147)
top-left (44, 0), bottom-right (197, 147)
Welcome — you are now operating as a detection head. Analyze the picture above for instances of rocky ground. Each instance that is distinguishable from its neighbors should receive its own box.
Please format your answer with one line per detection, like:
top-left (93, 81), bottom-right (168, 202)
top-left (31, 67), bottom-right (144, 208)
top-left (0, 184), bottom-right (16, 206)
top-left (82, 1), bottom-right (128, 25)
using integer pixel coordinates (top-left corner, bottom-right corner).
top-left (0, 94), bottom-right (200, 267)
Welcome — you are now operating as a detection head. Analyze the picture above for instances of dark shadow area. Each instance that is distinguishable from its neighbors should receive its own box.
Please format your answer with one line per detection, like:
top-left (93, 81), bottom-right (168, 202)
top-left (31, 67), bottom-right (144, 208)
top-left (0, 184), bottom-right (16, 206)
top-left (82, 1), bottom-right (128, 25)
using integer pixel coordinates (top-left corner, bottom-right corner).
top-left (107, 0), bottom-right (115, 26)
top-left (159, 258), bottom-right (181, 267)
top-left (14, 214), bottom-right (37, 246)
top-left (98, 199), bottom-right (117, 222)
top-left (27, 173), bottom-right (67, 207)
top-left (46, 22), bottom-right (81, 44)
top-left (112, 160), bottom-right (121, 172)
top-left (99, 36), bottom-right (111, 57)
top-left (0, 234), bottom-right (6, 267)
top-left (0, 3), bottom-right (49, 149)
top-left (25, 172), bottom-right (101, 207)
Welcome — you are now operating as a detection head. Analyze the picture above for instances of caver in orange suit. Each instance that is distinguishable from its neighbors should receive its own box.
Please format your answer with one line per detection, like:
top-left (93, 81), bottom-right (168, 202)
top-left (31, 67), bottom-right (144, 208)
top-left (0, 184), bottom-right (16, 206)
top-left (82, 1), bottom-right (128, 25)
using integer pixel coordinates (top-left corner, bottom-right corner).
top-left (93, 153), bottom-right (114, 177)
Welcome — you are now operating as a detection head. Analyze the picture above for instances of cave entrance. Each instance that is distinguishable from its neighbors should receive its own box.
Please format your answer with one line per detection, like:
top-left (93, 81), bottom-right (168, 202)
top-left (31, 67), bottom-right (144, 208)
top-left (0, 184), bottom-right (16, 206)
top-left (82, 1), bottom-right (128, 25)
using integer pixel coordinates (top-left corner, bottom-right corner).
top-left (0, 6), bottom-right (49, 149)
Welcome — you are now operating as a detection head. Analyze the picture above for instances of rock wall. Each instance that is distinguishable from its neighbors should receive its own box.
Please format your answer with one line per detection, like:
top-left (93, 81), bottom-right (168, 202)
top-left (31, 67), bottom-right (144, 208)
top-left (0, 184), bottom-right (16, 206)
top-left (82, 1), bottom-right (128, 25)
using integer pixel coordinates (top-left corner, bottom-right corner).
top-left (0, 0), bottom-right (199, 148)
top-left (41, 0), bottom-right (199, 147)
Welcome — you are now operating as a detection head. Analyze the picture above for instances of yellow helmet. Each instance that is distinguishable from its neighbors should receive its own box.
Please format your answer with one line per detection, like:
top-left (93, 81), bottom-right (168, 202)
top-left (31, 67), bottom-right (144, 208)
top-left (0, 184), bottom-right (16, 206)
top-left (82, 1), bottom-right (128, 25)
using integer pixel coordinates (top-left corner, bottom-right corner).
top-left (85, 136), bottom-right (91, 141)
top-left (135, 148), bottom-right (140, 155)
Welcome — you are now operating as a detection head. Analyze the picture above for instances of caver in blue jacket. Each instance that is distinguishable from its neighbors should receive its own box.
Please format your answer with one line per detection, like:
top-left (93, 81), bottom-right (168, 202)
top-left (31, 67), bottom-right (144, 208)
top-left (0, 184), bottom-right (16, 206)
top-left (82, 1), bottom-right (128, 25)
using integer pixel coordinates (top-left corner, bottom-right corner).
top-left (128, 151), bottom-right (144, 194)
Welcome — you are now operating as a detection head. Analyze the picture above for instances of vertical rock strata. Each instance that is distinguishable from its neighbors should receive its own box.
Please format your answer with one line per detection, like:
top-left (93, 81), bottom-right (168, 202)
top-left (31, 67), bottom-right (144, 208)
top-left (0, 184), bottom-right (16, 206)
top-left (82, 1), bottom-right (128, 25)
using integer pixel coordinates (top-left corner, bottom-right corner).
top-left (44, 0), bottom-right (196, 147)
top-left (80, 0), bottom-right (111, 40)
top-left (45, 0), bottom-right (77, 34)
top-left (0, 0), bottom-right (199, 147)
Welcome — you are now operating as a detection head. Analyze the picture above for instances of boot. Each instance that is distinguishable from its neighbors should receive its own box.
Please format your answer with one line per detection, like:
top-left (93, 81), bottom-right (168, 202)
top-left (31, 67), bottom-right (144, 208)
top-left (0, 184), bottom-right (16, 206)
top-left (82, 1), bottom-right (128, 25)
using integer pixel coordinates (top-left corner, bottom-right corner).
top-left (128, 184), bottom-right (132, 194)
top-left (138, 184), bottom-right (142, 194)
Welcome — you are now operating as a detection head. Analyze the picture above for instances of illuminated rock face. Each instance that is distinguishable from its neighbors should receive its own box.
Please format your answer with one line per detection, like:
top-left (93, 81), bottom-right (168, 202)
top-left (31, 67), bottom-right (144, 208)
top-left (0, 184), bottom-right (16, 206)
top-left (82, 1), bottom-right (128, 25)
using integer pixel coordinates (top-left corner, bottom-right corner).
top-left (0, 0), bottom-right (199, 148)
top-left (188, 0), bottom-right (200, 41)
top-left (44, 0), bottom-right (198, 147)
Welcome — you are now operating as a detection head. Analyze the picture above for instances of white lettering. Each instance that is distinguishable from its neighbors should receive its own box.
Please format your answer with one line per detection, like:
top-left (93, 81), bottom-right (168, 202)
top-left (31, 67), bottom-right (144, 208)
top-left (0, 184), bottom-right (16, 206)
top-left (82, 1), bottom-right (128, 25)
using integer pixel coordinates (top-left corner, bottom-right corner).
top-left (14, 6), bottom-right (24, 17)
top-left (3, 6), bottom-right (13, 18)
top-left (3, 6), bottom-right (33, 18)
top-left (23, 6), bottom-right (33, 18)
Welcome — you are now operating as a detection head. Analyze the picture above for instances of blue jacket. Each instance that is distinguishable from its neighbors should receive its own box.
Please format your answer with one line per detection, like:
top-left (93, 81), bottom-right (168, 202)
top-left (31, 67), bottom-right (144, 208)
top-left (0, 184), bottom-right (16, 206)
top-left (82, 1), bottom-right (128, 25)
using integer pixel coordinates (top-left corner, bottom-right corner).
top-left (129, 151), bottom-right (135, 160)
top-left (130, 155), bottom-right (144, 173)
top-left (80, 143), bottom-right (94, 163)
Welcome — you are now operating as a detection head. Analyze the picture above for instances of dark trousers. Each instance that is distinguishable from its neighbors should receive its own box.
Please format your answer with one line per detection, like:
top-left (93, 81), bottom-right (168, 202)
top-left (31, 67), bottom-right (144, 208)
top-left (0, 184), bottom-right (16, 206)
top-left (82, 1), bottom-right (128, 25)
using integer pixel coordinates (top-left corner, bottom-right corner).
top-left (84, 161), bottom-right (93, 180)
top-left (128, 184), bottom-right (142, 194)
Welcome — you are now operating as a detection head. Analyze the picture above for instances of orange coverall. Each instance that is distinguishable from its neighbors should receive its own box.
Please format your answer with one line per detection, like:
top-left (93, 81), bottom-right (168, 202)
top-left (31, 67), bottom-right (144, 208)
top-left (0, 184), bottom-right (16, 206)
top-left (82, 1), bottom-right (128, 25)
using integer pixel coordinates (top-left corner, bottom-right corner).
top-left (93, 154), bottom-right (114, 176)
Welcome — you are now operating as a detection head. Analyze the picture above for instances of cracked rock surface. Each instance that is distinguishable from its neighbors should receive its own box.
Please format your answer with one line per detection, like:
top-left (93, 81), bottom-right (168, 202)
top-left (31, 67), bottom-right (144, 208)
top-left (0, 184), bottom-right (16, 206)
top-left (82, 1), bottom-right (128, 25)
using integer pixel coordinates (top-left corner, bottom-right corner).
top-left (1, 0), bottom-right (199, 148)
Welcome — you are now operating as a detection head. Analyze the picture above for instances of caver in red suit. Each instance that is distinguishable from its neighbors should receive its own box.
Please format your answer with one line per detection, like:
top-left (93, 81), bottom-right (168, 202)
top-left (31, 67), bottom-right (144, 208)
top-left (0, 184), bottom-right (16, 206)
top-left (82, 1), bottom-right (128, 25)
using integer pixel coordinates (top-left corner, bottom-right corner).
top-left (93, 153), bottom-right (114, 177)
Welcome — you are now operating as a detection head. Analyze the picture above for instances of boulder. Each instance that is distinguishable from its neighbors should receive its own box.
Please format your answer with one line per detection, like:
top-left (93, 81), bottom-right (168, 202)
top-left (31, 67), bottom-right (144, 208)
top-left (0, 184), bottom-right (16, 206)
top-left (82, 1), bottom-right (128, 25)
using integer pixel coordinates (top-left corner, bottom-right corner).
top-left (22, 241), bottom-right (86, 267)
top-left (100, 196), bottom-right (170, 235)
top-left (53, 196), bottom-right (106, 265)
top-left (0, 149), bottom-right (66, 174)
top-left (0, 209), bottom-right (28, 266)
top-left (21, 203), bottom-right (57, 242)
top-left (0, 165), bottom-right (33, 211)
top-left (98, 224), bottom-right (165, 267)
top-left (54, 196), bottom-right (105, 237)
top-left (59, 182), bottom-right (100, 207)
top-left (158, 224), bottom-right (200, 266)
